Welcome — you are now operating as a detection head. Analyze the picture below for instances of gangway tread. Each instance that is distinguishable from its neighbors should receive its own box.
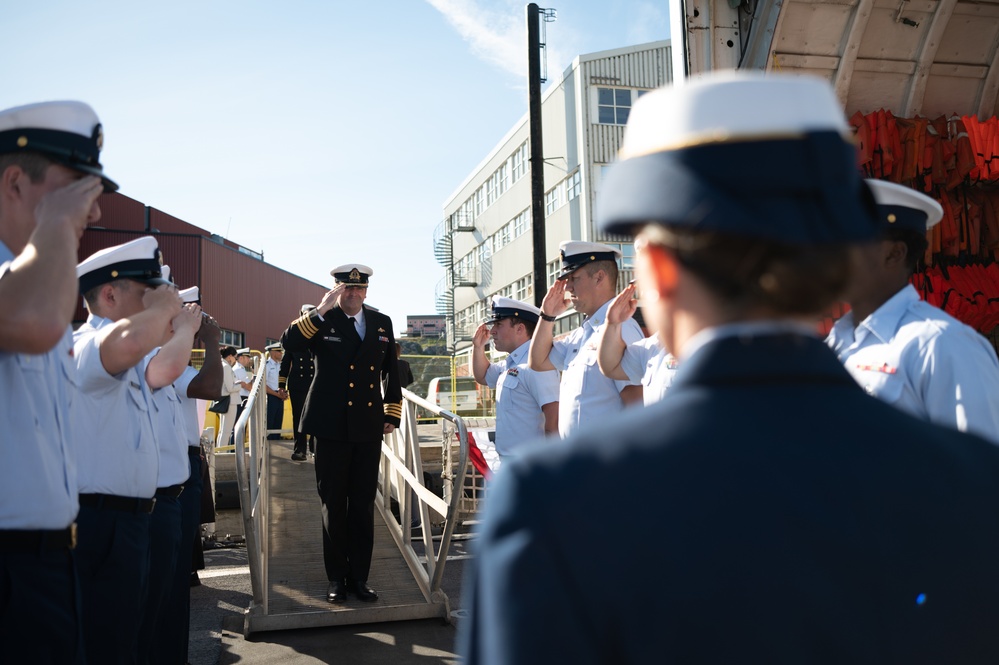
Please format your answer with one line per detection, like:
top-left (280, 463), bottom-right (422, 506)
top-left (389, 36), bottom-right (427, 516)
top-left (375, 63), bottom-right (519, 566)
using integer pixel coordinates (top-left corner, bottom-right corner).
top-left (242, 438), bottom-right (449, 635)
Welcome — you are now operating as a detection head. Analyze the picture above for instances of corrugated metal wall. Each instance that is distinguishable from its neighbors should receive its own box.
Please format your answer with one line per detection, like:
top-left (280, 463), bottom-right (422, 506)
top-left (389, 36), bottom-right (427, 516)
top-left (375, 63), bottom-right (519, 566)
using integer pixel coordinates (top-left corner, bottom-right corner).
top-left (149, 207), bottom-right (208, 237)
top-left (199, 239), bottom-right (327, 348)
top-left (94, 192), bottom-right (146, 231)
top-left (74, 226), bottom-right (328, 351)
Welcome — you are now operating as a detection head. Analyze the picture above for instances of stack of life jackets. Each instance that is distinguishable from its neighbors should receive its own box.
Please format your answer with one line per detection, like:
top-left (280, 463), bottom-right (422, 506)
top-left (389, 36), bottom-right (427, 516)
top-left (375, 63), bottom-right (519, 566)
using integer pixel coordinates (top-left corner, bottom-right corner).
top-left (912, 263), bottom-right (999, 333)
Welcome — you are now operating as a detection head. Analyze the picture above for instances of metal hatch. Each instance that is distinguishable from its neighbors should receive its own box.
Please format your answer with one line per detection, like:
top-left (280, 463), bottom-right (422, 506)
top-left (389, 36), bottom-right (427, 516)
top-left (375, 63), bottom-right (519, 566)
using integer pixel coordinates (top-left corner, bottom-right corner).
top-left (670, 0), bottom-right (999, 118)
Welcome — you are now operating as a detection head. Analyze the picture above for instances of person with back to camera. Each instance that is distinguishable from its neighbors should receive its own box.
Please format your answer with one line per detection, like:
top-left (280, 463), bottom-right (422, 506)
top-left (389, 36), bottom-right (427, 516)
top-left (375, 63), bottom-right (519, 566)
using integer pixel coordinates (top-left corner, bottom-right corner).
top-left (460, 72), bottom-right (999, 664)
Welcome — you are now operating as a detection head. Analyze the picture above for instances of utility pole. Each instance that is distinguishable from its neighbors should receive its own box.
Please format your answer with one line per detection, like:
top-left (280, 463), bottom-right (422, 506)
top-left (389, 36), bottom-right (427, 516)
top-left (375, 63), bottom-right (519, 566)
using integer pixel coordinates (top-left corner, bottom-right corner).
top-left (527, 4), bottom-right (555, 308)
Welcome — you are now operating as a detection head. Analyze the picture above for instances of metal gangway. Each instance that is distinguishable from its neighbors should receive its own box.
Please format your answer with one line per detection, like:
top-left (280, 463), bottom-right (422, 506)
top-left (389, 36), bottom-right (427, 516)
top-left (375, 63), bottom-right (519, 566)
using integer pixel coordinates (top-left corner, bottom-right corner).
top-left (230, 366), bottom-right (474, 635)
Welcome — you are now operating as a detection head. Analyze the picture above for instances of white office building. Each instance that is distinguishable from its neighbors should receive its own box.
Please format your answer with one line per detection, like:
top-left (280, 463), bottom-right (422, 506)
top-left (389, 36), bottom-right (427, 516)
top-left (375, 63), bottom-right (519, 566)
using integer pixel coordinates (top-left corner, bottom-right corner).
top-left (433, 40), bottom-right (672, 350)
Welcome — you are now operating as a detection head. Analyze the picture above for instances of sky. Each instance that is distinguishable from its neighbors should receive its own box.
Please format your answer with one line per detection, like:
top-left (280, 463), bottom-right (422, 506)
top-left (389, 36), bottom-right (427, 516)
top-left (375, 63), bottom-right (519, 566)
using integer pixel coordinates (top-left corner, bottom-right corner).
top-left (4, 0), bottom-right (669, 335)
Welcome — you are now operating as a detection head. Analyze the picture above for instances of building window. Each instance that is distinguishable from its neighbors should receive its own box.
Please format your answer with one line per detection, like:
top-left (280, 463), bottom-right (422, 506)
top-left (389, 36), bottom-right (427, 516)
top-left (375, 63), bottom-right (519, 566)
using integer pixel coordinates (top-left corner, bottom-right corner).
top-left (601, 242), bottom-right (636, 269)
top-left (513, 208), bottom-right (530, 238)
top-left (496, 222), bottom-right (512, 250)
top-left (220, 329), bottom-right (244, 348)
top-left (515, 275), bottom-right (532, 301)
top-left (598, 88), bottom-right (635, 125)
top-left (512, 141), bottom-right (528, 182)
top-left (478, 238), bottom-right (492, 264)
top-left (497, 162), bottom-right (509, 197)
top-left (545, 182), bottom-right (564, 216)
top-left (474, 187), bottom-right (484, 217)
top-left (547, 259), bottom-right (560, 288)
top-left (566, 170), bottom-right (581, 201)
top-left (486, 174), bottom-right (497, 206)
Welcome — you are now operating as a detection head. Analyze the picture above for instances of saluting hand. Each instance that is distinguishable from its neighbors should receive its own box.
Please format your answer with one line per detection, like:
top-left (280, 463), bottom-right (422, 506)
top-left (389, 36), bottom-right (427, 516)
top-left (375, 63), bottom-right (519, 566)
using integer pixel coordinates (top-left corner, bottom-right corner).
top-left (472, 323), bottom-right (491, 349)
top-left (34, 175), bottom-right (103, 242)
top-left (540, 280), bottom-right (568, 319)
top-left (172, 303), bottom-right (202, 335)
top-left (143, 284), bottom-right (183, 318)
top-left (317, 283), bottom-right (345, 315)
top-left (607, 283), bottom-right (638, 325)
top-left (198, 312), bottom-right (221, 343)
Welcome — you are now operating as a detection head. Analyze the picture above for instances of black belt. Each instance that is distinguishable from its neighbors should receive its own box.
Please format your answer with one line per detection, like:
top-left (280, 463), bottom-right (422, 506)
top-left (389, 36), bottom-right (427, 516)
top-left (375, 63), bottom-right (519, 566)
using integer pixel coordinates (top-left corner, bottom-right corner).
top-left (0, 524), bottom-right (76, 552)
top-left (155, 484), bottom-right (184, 498)
top-left (79, 493), bottom-right (156, 514)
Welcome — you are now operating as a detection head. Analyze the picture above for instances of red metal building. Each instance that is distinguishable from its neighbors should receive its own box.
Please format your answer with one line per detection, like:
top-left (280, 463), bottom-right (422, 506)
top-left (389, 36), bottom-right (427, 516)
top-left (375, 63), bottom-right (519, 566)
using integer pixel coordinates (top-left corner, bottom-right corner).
top-left (76, 192), bottom-right (328, 351)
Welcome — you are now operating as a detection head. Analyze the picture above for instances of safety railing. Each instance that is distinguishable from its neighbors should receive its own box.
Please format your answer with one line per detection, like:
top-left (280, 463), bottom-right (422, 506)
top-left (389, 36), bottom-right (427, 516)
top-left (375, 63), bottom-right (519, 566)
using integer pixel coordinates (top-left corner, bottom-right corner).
top-left (231, 354), bottom-right (267, 609)
top-left (380, 387), bottom-right (470, 598)
top-left (231, 369), bottom-right (471, 621)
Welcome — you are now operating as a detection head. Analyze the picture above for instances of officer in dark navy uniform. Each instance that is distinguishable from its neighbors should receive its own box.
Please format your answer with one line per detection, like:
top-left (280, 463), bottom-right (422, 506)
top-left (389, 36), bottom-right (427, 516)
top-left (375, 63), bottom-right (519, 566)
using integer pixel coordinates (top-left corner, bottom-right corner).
top-left (461, 73), bottom-right (999, 664)
top-left (281, 263), bottom-right (402, 603)
top-left (0, 100), bottom-right (107, 664)
top-left (282, 303), bottom-right (317, 461)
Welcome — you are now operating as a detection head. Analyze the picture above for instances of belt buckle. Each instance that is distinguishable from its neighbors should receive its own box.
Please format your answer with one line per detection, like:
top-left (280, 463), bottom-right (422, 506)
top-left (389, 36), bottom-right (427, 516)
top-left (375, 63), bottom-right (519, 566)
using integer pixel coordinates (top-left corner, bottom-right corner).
top-left (69, 522), bottom-right (77, 550)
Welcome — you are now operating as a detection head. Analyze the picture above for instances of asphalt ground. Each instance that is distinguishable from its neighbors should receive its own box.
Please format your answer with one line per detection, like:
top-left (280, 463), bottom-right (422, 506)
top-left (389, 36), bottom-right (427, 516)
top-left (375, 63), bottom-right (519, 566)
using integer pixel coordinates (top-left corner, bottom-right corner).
top-left (188, 509), bottom-right (472, 665)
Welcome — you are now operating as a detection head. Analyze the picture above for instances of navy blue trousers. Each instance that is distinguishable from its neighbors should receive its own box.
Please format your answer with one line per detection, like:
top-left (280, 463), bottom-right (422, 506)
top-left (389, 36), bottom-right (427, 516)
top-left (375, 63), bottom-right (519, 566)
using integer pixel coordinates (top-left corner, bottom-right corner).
top-left (75, 504), bottom-right (151, 665)
top-left (314, 437), bottom-right (381, 583)
top-left (137, 493), bottom-right (181, 664)
top-left (153, 449), bottom-right (203, 665)
top-left (0, 547), bottom-right (83, 664)
top-left (267, 394), bottom-right (283, 439)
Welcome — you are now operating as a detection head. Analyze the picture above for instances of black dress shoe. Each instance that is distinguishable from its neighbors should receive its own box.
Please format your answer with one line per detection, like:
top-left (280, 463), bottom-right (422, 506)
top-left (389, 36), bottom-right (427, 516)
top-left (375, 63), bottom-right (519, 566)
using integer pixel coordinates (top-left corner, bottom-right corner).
top-left (349, 579), bottom-right (378, 602)
top-left (327, 579), bottom-right (347, 603)
top-left (291, 451), bottom-right (307, 461)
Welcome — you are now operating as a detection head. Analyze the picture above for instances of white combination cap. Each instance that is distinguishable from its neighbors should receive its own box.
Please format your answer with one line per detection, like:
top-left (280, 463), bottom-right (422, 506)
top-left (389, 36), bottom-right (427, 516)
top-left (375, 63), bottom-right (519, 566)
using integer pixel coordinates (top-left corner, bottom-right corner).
top-left (78, 236), bottom-right (168, 293)
top-left (0, 100), bottom-right (117, 191)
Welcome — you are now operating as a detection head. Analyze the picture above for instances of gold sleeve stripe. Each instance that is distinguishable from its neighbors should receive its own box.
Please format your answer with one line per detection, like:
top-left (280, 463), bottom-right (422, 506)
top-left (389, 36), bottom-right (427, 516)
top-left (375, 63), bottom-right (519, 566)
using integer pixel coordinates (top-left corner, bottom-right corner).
top-left (295, 314), bottom-right (318, 338)
top-left (384, 403), bottom-right (403, 418)
top-left (302, 314), bottom-right (319, 335)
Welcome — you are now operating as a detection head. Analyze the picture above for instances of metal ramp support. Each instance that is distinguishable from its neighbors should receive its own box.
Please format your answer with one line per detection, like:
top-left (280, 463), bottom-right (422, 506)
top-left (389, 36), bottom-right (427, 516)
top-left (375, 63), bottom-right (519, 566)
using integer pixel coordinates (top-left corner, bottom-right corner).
top-left (231, 376), bottom-right (469, 635)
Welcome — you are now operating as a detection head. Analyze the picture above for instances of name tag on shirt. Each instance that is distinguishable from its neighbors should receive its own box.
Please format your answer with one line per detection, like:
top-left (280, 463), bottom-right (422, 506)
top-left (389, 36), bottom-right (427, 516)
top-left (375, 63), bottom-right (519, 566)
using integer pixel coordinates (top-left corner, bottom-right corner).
top-left (855, 362), bottom-right (897, 374)
top-left (324, 336), bottom-right (342, 343)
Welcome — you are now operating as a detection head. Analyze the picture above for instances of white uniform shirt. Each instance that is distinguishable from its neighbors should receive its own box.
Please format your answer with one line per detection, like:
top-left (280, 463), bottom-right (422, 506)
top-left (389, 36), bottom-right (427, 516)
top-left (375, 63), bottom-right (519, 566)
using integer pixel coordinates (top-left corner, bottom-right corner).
top-left (620, 333), bottom-right (679, 406)
top-left (483, 341), bottom-right (560, 455)
top-left (826, 284), bottom-right (999, 443)
top-left (146, 349), bottom-right (190, 487)
top-left (234, 363), bottom-right (252, 398)
top-left (265, 357), bottom-right (280, 391)
top-left (0, 240), bottom-right (78, 529)
top-left (548, 299), bottom-right (643, 437)
top-left (175, 366), bottom-right (202, 450)
top-left (73, 314), bottom-right (159, 498)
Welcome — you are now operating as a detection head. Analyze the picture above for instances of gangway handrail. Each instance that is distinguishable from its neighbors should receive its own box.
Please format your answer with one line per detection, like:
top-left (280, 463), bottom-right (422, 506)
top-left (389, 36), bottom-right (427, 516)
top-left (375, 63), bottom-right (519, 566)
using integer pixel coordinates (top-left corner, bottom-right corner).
top-left (232, 354), bottom-right (266, 609)
top-left (232, 365), bottom-right (472, 626)
top-left (378, 387), bottom-right (470, 601)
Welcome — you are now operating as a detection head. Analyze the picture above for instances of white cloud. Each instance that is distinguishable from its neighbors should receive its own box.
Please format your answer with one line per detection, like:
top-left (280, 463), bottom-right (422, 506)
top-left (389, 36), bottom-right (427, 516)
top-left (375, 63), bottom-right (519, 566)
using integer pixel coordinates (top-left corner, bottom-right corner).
top-left (626, 2), bottom-right (669, 45)
top-left (424, 0), bottom-right (527, 78)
